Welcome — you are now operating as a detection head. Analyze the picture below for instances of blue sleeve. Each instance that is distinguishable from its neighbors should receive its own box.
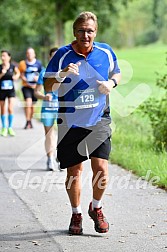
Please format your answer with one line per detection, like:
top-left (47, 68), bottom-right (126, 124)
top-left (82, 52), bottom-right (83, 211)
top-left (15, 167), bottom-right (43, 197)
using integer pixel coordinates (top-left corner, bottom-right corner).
top-left (45, 46), bottom-right (69, 74)
top-left (45, 49), bottom-right (63, 73)
top-left (113, 60), bottom-right (120, 74)
top-left (109, 46), bottom-right (121, 76)
top-left (95, 42), bottom-right (121, 76)
top-left (36, 60), bottom-right (43, 72)
top-left (108, 59), bottom-right (120, 78)
top-left (37, 68), bottom-right (46, 85)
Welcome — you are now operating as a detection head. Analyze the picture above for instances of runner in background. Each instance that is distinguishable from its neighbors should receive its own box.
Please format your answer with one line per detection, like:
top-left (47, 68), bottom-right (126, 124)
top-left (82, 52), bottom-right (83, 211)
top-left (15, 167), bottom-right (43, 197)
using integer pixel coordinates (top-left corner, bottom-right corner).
top-left (0, 50), bottom-right (20, 136)
top-left (34, 47), bottom-right (61, 171)
top-left (19, 48), bottom-right (42, 129)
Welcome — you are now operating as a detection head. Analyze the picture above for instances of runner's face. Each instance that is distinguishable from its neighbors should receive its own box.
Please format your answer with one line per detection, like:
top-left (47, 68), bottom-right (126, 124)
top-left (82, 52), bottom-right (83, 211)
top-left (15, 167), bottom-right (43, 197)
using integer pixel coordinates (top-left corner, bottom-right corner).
top-left (1, 52), bottom-right (11, 63)
top-left (74, 19), bottom-right (97, 51)
top-left (26, 49), bottom-right (36, 61)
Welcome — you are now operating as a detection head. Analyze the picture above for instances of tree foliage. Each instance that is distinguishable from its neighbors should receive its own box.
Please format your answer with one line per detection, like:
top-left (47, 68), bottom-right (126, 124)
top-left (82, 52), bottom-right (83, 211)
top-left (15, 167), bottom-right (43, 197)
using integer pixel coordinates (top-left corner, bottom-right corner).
top-left (105, 0), bottom-right (167, 48)
top-left (0, 0), bottom-right (166, 60)
top-left (0, 0), bottom-right (130, 58)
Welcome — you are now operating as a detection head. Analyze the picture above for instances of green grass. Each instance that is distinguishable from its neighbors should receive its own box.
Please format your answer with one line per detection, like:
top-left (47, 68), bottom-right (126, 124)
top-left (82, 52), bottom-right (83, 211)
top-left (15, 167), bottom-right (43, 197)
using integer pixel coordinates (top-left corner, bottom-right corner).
top-left (114, 42), bottom-right (167, 97)
top-left (109, 42), bottom-right (167, 189)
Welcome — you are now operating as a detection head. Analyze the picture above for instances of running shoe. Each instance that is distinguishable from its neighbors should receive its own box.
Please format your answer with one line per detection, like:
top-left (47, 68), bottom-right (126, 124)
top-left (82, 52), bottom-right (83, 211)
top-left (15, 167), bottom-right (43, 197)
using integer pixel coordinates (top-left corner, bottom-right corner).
top-left (24, 121), bottom-right (33, 129)
top-left (8, 127), bottom-right (15, 136)
top-left (0, 128), bottom-right (7, 137)
top-left (88, 202), bottom-right (109, 233)
top-left (69, 213), bottom-right (83, 235)
top-left (46, 158), bottom-right (56, 171)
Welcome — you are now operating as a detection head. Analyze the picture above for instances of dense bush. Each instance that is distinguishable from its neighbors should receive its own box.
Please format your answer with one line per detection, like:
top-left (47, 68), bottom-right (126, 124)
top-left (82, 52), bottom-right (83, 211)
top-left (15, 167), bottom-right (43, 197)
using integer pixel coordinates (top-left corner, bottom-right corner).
top-left (140, 54), bottom-right (167, 151)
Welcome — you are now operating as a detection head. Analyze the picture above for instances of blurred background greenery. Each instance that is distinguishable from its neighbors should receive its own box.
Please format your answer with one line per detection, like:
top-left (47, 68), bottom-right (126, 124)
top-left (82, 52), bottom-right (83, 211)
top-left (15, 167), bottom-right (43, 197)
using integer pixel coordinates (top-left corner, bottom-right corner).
top-left (0, 0), bottom-right (167, 63)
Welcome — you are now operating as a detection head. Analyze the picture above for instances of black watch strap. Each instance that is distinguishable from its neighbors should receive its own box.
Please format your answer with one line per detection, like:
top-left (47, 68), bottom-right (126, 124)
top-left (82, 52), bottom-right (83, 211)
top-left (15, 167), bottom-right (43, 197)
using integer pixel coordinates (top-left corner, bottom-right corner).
top-left (111, 78), bottom-right (118, 88)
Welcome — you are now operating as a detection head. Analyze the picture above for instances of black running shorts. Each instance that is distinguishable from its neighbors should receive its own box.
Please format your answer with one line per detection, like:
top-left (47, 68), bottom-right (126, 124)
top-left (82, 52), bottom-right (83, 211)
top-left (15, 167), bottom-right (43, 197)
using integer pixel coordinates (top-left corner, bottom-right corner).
top-left (22, 86), bottom-right (37, 102)
top-left (0, 89), bottom-right (15, 100)
top-left (57, 118), bottom-right (111, 169)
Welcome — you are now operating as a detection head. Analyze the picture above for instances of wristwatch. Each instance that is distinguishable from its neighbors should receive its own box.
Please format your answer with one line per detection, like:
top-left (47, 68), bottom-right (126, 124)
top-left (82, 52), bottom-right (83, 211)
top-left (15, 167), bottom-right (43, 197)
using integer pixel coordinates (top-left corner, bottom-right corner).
top-left (111, 78), bottom-right (118, 88)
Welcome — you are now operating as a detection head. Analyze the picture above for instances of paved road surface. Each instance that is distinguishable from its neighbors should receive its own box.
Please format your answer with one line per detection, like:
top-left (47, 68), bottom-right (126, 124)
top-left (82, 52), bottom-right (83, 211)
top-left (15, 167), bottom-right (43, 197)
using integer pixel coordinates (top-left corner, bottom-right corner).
top-left (0, 98), bottom-right (167, 252)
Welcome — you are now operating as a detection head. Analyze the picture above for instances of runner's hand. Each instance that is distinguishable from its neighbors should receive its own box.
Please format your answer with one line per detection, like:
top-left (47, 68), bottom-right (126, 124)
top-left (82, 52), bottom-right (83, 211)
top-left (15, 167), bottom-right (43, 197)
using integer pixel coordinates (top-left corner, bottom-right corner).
top-left (44, 93), bottom-right (52, 101)
top-left (60, 62), bottom-right (81, 77)
top-left (97, 79), bottom-right (115, 95)
top-left (2, 68), bottom-right (7, 74)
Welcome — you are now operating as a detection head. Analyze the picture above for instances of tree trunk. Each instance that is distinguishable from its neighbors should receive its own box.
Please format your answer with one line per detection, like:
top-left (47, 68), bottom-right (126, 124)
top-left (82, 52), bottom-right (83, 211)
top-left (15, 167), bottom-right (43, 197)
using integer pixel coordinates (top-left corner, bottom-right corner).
top-left (55, 1), bottom-right (65, 47)
top-left (55, 20), bottom-right (65, 47)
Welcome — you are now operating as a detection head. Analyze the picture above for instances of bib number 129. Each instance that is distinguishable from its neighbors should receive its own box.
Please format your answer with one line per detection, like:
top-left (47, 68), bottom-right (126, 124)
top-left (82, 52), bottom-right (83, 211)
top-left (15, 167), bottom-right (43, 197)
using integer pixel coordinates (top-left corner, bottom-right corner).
top-left (80, 94), bottom-right (94, 103)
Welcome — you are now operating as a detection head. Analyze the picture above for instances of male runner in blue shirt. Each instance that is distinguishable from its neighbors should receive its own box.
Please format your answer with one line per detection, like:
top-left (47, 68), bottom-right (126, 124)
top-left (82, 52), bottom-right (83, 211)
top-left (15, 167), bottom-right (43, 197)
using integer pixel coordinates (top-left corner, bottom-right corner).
top-left (44, 11), bottom-right (121, 235)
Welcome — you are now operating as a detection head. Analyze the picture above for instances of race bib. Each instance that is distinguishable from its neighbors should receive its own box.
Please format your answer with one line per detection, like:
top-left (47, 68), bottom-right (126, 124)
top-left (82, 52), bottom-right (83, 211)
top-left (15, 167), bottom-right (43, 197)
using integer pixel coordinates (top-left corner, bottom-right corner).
top-left (1, 80), bottom-right (13, 90)
top-left (26, 72), bottom-right (38, 83)
top-left (43, 100), bottom-right (59, 112)
top-left (73, 88), bottom-right (99, 109)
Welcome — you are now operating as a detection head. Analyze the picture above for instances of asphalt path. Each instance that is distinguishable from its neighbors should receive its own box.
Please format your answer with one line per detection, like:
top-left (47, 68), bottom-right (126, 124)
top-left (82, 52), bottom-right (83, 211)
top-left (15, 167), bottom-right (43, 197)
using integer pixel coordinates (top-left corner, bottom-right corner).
top-left (0, 98), bottom-right (166, 252)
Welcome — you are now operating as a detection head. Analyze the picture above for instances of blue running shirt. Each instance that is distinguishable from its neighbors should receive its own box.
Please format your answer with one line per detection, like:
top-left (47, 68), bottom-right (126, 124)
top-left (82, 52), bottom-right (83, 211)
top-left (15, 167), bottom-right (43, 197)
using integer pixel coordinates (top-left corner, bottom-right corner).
top-left (45, 42), bottom-right (120, 127)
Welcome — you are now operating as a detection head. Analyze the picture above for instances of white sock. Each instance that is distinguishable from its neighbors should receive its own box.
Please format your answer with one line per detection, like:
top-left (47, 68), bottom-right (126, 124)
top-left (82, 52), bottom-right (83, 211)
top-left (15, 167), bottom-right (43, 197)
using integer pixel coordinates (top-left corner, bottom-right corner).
top-left (72, 205), bottom-right (82, 214)
top-left (48, 156), bottom-right (53, 161)
top-left (92, 198), bottom-right (102, 209)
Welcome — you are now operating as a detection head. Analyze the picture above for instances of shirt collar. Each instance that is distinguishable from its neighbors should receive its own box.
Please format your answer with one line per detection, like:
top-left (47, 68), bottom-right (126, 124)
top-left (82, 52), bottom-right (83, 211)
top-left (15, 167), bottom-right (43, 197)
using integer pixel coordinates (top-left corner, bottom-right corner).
top-left (71, 40), bottom-right (94, 57)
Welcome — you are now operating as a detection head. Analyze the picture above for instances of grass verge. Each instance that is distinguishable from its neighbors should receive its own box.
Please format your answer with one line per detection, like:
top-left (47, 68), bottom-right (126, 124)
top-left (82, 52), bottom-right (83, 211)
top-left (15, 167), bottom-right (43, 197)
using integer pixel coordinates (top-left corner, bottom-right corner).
top-left (109, 112), bottom-right (167, 189)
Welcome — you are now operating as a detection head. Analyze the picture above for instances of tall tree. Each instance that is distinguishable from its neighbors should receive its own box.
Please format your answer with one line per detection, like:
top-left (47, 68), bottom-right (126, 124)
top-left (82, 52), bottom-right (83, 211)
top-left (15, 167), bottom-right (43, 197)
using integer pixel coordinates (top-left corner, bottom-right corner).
top-left (0, 0), bottom-right (133, 61)
top-left (23, 0), bottom-right (131, 46)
